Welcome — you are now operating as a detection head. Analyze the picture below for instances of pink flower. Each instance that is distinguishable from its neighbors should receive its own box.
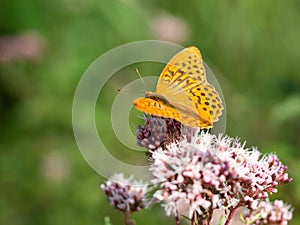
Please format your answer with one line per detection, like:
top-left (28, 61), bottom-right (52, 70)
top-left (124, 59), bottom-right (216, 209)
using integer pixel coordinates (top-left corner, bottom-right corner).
top-left (149, 132), bottom-right (292, 222)
top-left (243, 199), bottom-right (293, 225)
top-left (101, 173), bottom-right (148, 213)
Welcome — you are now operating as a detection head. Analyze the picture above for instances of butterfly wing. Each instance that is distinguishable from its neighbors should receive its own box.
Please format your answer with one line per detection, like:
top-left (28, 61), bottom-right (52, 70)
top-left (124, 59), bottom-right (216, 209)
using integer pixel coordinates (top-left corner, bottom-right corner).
top-left (156, 46), bottom-right (207, 92)
top-left (133, 97), bottom-right (212, 127)
top-left (200, 83), bottom-right (223, 122)
top-left (155, 46), bottom-right (223, 126)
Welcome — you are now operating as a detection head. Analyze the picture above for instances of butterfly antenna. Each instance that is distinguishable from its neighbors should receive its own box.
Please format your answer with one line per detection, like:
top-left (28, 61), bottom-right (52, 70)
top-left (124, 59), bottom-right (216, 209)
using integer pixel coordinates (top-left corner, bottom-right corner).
top-left (116, 68), bottom-right (146, 93)
top-left (135, 68), bottom-right (146, 89)
top-left (115, 88), bottom-right (144, 94)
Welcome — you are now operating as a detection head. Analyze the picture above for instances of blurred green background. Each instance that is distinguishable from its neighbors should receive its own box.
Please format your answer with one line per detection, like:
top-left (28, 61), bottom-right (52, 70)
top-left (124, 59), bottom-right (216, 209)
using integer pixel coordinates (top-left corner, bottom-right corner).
top-left (0, 0), bottom-right (299, 224)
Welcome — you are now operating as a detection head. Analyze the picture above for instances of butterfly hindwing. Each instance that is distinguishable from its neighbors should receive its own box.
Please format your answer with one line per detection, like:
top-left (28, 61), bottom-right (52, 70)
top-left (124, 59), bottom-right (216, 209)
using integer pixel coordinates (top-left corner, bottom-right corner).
top-left (200, 83), bottom-right (223, 122)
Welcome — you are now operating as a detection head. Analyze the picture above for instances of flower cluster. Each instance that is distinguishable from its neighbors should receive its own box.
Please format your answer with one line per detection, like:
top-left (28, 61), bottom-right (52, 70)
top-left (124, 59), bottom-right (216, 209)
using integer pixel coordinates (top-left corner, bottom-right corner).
top-left (148, 132), bottom-right (292, 223)
top-left (236, 153), bottom-right (292, 210)
top-left (243, 199), bottom-right (293, 225)
top-left (101, 116), bottom-right (293, 224)
top-left (100, 173), bottom-right (148, 213)
top-left (136, 115), bottom-right (197, 151)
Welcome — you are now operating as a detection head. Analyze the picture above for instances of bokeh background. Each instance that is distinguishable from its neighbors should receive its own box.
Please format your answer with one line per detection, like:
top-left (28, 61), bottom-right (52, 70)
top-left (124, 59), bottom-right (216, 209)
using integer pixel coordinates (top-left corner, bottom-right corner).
top-left (1, 0), bottom-right (299, 225)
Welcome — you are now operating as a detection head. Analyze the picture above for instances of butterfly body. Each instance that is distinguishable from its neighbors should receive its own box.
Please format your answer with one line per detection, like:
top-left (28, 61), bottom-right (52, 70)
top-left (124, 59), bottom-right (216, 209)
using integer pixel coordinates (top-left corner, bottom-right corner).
top-left (133, 46), bottom-right (223, 128)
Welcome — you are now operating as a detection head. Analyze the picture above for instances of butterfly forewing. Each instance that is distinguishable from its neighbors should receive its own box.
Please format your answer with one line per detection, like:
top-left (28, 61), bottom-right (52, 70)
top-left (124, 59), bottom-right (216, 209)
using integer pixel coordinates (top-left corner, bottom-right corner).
top-left (156, 46), bottom-right (207, 95)
top-left (133, 97), bottom-right (212, 127)
top-left (133, 97), bottom-right (180, 120)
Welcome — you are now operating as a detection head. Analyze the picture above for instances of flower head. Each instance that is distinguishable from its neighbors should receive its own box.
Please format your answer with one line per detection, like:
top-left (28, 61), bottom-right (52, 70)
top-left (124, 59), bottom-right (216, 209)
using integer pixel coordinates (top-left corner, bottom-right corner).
top-left (243, 199), bottom-right (293, 225)
top-left (136, 115), bottom-right (198, 152)
top-left (101, 173), bottom-right (148, 213)
top-left (149, 132), bottom-right (292, 220)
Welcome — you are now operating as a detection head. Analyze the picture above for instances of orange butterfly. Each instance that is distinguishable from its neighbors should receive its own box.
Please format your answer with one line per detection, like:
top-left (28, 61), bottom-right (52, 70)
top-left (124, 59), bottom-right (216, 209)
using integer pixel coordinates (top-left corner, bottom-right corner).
top-left (133, 46), bottom-right (223, 128)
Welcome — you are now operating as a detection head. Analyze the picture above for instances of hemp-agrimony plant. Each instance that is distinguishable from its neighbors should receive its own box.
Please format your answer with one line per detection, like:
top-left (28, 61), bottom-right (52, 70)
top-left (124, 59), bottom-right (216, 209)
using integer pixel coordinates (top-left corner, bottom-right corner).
top-left (101, 116), bottom-right (293, 225)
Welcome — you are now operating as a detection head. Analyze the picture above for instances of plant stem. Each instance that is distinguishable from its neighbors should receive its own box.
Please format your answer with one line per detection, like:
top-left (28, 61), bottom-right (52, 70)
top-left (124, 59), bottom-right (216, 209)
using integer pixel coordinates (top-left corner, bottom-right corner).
top-left (191, 212), bottom-right (195, 225)
top-left (175, 214), bottom-right (180, 225)
top-left (124, 211), bottom-right (135, 225)
top-left (224, 205), bottom-right (240, 225)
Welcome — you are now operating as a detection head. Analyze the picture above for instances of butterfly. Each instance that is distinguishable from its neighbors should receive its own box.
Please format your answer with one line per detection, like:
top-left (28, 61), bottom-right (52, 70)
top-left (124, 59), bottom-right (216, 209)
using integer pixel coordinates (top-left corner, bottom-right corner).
top-left (133, 46), bottom-right (223, 128)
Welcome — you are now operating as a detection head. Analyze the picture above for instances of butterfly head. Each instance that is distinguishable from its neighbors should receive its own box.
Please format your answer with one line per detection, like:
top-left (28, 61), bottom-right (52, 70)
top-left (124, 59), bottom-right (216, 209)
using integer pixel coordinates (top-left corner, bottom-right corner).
top-left (144, 91), bottom-right (155, 98)
top-left (145, 91), bottom-right (170, 104)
